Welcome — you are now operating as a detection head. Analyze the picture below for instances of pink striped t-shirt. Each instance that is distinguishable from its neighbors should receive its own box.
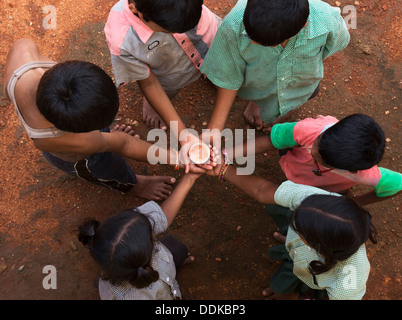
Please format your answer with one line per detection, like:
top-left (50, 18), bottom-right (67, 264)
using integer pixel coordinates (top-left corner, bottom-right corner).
top-left (278, 115), bottom-right (382, 193)
top-left (104, 0), bottom-right (221, 92)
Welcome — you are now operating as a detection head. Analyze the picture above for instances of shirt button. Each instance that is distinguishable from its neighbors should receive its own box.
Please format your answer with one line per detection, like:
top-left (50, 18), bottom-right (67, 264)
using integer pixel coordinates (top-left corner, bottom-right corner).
top-left (167, 277), bottom-right (170, 282)
top-left (173, 290), bottom-right (177, 295)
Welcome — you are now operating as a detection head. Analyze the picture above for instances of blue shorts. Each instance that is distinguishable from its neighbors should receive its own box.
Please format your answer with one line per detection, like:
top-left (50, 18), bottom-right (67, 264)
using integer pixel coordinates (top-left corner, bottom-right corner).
top-left (42, 128), bottom-right (137, 194)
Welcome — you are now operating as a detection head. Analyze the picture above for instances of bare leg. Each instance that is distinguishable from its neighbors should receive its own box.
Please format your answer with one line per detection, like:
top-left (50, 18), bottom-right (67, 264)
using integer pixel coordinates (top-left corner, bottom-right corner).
top-left (142, 96), bottom-right (167, 130)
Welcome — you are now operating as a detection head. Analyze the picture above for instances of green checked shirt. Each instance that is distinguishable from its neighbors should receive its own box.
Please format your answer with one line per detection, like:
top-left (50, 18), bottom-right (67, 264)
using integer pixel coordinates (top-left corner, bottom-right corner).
top-left (274, 181), bottom-right (370, 300)
top-left (201, 0), bottom-right (350, 123)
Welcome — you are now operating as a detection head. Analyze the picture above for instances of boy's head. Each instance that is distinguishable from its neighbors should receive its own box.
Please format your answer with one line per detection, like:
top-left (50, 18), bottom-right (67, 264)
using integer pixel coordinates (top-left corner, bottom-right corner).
top-left (313, 114), bottom-right (385, 172)
top-left (243, 0), bottom-right (309, 46)
top-left (128, 0), bottom-right (203, 34)
top-left (36, 61), bottom-right (119, 133)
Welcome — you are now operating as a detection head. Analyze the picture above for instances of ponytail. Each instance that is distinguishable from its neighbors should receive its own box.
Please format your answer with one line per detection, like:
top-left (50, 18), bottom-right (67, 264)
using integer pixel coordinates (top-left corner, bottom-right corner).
top-left (78, 210), bottom-right (159, 288)
top-left (130, 266), bottom-right (159, 289)
top-left (290, 194), bottom-right (377, 275)
top-left (78, 219), bottom-right (100, 246)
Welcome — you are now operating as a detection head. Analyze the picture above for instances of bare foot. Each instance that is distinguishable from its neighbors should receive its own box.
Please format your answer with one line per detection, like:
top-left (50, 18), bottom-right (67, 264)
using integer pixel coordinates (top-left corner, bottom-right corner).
top-left (183, 255), bottom-right (195, 266)
top-left (273, 231), bottom-right (286, 244)
top-left (131, 175), bottom-right (176, 201)
top-left (142, 96), bottom-right (167, 130)
top-left (110, 124), bottom-right (140, 138)
top-left (243, 101), bottom-right (266, 130)
top-left (262, 287), bottom-right (300, 300)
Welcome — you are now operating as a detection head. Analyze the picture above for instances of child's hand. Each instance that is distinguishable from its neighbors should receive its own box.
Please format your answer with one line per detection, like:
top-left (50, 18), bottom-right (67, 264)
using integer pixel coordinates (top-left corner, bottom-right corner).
top-left (204, 151), bottom-right (225, 177)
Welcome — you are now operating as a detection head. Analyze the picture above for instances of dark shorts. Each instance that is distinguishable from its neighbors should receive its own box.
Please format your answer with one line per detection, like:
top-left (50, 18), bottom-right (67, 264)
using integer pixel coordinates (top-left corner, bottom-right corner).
top-left (42, 128), bottom-right (137, 194)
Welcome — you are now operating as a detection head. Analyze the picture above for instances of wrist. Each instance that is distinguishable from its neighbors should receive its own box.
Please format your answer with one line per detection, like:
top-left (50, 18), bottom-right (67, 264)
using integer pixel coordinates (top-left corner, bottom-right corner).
top-left (218, 148), bottom-right (230, 181)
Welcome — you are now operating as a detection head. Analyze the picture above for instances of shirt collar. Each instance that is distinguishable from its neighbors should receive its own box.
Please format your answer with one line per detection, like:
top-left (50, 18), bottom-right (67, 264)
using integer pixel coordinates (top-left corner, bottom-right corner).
top-left (294, 6), bottom-right (329, 48)
top-left (123, 0), bottom-right (154, 43)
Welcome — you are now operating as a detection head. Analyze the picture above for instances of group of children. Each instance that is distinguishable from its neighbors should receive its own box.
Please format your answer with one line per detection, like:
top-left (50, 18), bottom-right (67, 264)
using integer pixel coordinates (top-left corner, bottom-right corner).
top-left (3, 0), bottom-right (401, 300)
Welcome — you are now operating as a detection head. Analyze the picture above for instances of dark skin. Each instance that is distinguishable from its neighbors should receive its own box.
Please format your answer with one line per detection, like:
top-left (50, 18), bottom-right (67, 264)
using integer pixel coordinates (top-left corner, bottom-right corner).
top-left (231, 129), bottom-right (401, 206)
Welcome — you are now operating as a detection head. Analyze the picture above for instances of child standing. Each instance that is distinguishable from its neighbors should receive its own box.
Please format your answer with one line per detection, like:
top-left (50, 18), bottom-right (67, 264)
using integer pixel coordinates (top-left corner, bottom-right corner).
top-left (200, 0), bottom-right (350, 135)
top-left (104, 0), bottom-right (221, 132)
top-left (78, 173), bottom-right (200, 300)
top-left (207, 157), bottom-right (377, 300)
top-left (233, 114), bottom-right (402, 205)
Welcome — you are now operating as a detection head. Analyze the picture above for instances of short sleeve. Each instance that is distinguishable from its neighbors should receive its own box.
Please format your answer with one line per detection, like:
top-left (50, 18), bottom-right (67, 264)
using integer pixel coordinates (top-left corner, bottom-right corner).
top-left (110, 54), bottom-right (150, 87)
top-left (274, 181), bottom-right (340, 211)
top-left (136, 201), bottom-right (168, 235)
top-left (293, 116), bottom-right (339, 146)
top-left (322, 6), bottom-right (351, 59)
top-left (373, 167), bottom-right (402, 197)
top-left (270, 122), bottom-right (298, 149)
top-left (200, 20), bottom-right (245, 90)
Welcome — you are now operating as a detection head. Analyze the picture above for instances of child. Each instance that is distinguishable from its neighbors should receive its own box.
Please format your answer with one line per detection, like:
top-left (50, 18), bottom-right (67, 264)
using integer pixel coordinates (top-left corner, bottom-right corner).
top-left (234, 114), bottom-right (402, 205)
top-left (200, 0), bottom-right (350, 136)
top-left (3, 39), bottom-right (182, 201)
top-left (104, 0), bottom-right (221, 133)
top-left (207, 155), bottom-right (377, 300)
top-left (78, 173), bottom-right (199, 300)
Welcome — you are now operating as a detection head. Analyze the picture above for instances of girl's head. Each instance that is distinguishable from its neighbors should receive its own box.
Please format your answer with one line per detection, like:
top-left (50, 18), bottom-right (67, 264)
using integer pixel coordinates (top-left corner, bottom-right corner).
top-left (78, 209), bottom-right (159, 288)
top-left (290, 195), bottom-right (377, 275)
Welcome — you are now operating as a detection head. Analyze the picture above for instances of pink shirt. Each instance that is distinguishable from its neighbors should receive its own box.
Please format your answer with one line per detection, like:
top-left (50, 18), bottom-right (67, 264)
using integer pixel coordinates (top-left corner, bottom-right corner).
top-left (279, 115), bottom-right (382, 193)
top-left (104, 0), bottom-right (221, 92)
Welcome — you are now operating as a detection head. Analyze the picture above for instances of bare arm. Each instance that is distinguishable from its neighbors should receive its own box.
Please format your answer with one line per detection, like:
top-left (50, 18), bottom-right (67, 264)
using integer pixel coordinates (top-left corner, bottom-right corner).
top-left (160, 173), bottom-right (199, 227)
top-left (350, 190), bottom-right (401, 207)
top-left (205, 160), bottom-right (278, 204)
top-left (231, 130), bottom-right (276, 159)
top-left (35, 130), bottom-right (179, 167)
top-left (137, 71), bottom-right (187, 140)
top-left (207, 87), bottom-right (238, 132)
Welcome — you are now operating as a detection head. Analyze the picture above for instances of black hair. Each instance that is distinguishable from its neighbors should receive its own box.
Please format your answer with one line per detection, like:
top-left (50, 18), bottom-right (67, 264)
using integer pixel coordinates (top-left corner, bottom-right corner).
top-left (78, 209), bottom-right (159, 289)
top-left (129, 0), bottom-right (203, 33)
top-left (244, 0), bottom-right (309, 46)
top-left (36, 61), bottom-right (119, 133)
top-left (290, 194), bottom-right (377, 275)
top-left (318, 114), bottom-right (385, 172)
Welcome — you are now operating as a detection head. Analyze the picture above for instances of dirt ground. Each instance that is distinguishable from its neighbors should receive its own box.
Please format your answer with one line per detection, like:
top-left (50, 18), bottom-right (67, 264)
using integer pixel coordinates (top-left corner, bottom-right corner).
top-left (0, 0), bottom-right (400, 300)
